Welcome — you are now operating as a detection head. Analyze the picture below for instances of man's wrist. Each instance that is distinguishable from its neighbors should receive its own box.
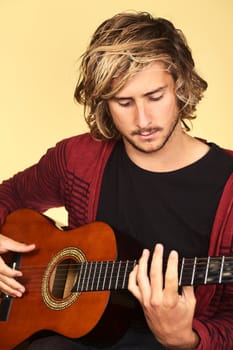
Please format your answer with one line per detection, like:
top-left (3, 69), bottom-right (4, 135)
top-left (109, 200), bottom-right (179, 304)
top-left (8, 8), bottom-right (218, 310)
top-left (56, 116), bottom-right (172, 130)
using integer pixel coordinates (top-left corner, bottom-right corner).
top-left (184, 330), bottom-right (200, 349)
top-left (164, 330), bottom-right (200, 350)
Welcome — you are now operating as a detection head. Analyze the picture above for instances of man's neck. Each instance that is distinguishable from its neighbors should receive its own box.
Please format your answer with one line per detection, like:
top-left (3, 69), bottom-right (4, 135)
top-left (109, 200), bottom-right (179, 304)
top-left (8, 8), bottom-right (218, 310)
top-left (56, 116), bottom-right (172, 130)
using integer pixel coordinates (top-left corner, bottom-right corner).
top-left (123, 133), bottom-right (210, 173)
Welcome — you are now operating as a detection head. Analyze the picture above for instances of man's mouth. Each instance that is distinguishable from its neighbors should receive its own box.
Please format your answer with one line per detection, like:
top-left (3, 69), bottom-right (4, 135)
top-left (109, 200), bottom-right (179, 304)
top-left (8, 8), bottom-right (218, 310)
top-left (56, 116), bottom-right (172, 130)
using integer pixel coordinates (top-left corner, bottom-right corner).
top-left (132, 127), bottom-right (162, 137)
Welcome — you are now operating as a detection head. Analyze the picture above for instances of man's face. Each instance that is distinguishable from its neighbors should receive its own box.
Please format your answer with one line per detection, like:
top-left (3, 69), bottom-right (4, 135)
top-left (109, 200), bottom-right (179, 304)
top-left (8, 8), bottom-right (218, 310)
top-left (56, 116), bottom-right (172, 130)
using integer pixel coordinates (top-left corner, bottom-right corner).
top-left (107, 62), bottom-right (181, 156)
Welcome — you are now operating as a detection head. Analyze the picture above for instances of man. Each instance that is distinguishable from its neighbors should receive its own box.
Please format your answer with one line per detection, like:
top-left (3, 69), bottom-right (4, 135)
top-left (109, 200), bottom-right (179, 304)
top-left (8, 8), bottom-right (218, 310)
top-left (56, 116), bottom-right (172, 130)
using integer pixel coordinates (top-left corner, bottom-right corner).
top-left (0, 11), bottom-right (233, 350)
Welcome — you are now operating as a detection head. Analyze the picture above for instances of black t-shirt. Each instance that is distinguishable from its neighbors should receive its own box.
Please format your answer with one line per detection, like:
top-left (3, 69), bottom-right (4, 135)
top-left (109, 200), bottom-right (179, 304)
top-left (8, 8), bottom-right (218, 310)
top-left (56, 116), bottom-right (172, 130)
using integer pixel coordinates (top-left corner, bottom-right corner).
top-left (97, 141), bottom-right (233, 260)
top-left (96, 141), bottom-right (233, 348)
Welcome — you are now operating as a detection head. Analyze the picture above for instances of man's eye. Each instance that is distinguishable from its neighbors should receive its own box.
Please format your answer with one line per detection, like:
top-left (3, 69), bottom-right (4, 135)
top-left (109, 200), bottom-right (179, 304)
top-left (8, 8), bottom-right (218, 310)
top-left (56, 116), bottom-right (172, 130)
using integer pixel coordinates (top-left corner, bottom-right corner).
top-left (118, 100), bottom-right (131, 107)
top-left (150, 95), bottom-right (163, 101)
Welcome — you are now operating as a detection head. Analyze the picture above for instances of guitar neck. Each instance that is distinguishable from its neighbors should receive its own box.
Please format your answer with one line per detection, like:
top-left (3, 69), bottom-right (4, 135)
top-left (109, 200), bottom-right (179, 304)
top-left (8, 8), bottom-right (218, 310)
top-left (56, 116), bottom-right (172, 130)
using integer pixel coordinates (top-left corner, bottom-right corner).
top-left (72, 256), bottom-right (233, 293)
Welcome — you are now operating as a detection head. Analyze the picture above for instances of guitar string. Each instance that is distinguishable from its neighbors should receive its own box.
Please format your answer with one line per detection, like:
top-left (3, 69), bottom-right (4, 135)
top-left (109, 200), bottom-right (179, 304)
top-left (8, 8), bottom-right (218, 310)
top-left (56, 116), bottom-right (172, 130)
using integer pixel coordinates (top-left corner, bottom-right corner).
top-left (18, 258), bottom-right (233, 281)
top-left (13, 272), bottom-right (233, 295)
top-left (12, 258), bottom-right (233, 294)
top-left (14, 278), bottom-right (233, 294)
top-left (18, 258), bottom-right (233, 278)
top-left (17, 256), bottom-right (233, 269)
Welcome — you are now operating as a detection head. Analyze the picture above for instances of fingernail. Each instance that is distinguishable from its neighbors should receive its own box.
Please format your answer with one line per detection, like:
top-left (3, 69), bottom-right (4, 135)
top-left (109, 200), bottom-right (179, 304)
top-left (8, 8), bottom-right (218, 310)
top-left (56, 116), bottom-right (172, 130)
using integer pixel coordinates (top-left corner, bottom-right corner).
top-left (170, 250), bottom-right (178, 258)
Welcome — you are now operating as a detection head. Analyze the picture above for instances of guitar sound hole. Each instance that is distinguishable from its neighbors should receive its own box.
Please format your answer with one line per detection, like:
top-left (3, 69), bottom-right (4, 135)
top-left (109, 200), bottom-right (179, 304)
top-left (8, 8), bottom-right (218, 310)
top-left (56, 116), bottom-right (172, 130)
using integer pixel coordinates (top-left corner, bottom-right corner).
top-left (50, 258), bottom-right (78, 299)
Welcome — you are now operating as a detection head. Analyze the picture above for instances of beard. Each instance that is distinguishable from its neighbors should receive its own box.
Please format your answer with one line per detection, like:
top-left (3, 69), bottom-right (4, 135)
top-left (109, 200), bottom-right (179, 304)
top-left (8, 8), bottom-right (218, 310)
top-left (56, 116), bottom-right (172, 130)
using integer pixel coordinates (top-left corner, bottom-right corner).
top-left (123, 115), bottom-right (180, 154)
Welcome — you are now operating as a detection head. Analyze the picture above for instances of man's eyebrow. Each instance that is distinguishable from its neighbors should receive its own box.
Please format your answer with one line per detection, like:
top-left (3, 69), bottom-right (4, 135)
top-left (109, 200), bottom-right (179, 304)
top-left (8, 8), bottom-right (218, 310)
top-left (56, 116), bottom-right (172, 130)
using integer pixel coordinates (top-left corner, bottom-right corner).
top-left (144, 85), bottom-right (167, 97)
top-left (112, 85), bottom-right (167, 100)
top-left (111, 96), bottom-right (132, 101)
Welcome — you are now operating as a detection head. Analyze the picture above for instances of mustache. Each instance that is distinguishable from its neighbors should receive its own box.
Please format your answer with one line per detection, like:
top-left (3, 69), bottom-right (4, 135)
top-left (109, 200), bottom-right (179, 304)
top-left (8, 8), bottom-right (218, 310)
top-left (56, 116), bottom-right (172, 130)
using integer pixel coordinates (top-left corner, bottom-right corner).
top-left (131, 127), bottom-right (162, 136)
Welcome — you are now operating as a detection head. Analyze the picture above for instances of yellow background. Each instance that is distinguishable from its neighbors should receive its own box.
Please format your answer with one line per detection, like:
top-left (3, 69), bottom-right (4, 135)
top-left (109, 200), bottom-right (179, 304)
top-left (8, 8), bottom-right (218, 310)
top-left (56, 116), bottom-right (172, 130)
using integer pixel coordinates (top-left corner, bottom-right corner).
top-left (0, 0), bottom-right (232, 222)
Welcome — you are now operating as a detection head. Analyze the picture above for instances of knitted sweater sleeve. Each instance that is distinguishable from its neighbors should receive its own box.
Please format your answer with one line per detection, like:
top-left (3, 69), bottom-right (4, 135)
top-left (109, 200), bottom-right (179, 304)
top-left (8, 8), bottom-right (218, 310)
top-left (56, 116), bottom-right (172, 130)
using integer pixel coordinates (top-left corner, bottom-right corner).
top-left (0, 139), bottom-right (68, 225)
top-left (192, 173), bottom-right (233, 350)
top-left (192, 284), bottom-right (233, 349)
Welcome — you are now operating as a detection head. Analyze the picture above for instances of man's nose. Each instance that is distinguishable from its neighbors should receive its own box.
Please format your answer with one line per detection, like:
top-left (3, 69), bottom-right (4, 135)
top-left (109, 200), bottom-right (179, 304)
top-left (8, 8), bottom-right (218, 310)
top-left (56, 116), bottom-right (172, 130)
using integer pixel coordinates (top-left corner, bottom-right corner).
top-left (135, 103), bottom-right (152, 128)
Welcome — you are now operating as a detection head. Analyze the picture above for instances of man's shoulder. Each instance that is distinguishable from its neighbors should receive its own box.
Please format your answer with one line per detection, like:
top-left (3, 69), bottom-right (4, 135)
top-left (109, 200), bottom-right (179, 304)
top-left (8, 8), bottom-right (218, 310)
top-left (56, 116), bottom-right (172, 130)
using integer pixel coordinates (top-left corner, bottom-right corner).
top-left (57, 132), bottom-right (97, 146)
top-left (224, 148), bottom-right (233, 157)
top-left (197, 136), bottom-right (233, 158)
top-left (55, 132), bottom-right (116, 164)
top-left (58, 132), bottom-right (113, 148)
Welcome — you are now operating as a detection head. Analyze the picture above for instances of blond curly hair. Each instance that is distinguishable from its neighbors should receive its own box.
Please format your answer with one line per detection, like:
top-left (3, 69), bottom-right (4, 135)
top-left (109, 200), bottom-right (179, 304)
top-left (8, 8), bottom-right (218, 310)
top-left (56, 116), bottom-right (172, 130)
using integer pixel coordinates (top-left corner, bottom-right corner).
top-left (74, 11), bottom-right (207, 140)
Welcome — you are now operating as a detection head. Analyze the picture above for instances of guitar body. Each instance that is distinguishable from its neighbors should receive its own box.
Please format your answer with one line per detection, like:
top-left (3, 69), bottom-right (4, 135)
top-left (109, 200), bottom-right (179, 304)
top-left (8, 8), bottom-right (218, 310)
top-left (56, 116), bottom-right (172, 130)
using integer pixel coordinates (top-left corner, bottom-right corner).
top-left (0, 209), bottom-right (140, 350)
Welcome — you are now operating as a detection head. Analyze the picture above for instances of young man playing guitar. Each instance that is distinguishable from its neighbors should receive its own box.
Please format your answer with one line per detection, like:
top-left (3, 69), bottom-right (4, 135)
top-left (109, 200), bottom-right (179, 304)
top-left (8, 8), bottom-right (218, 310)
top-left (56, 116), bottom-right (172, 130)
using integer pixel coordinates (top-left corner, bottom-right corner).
top-left (0, 11), bottom-right (233, 350)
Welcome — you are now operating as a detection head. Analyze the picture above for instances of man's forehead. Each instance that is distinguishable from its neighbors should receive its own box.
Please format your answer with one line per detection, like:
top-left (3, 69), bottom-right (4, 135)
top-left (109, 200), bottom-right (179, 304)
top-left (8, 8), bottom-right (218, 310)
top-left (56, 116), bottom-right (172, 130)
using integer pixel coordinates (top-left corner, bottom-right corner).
top-left (111, 63), bottom-right (172, 97)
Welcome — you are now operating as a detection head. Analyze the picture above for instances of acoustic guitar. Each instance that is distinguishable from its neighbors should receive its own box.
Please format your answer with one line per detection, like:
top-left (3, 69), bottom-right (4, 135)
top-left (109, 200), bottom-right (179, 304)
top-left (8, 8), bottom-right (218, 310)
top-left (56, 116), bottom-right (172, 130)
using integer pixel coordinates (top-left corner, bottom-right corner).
top-left (0, 209), bottom-right (233, 350)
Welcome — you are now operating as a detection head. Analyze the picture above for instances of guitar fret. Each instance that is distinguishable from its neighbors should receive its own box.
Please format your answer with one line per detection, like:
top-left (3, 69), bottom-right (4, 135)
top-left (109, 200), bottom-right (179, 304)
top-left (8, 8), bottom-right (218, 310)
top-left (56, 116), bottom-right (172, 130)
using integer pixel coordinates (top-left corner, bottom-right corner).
top-left (219, 256), bottom-right (225, 283)
top-left (204, 256), bottom-right (210, 284)
top-left (109, 261), bottom-right (117, 290)
top-left (76, 262), bottom-right (83, 292)
top-left (90, 262), bottom-right (98, 291)
top-left (191, 257), bottom-right (197, 286)
top-left (179, 258), bottom-right (185, 286)
top-left (115, 261), bottom-right (122, 289)
top-left (81, 262), bottom-right (88, 291)
top-left (96, 262), bottom-right (103, 290)
top-left (86, 262), bottom-right (93, 291)
top-left (122, 261), bottom-right (129, 289)
top-left (102, 261), bottom-right (109, 290)
top-left (122, 260), bottom-right (137, 289)
top-left (118, 260), bottom-right (137, 289)
top-left (108, 261), bottom-right (115, 290)
top-left (100, 261), bottom-right (107, 290)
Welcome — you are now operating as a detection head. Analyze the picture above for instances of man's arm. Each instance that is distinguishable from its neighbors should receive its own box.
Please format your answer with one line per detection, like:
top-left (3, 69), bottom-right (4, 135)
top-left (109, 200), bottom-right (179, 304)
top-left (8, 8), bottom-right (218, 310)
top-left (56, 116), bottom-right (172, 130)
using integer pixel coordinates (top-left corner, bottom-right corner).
top-left (192, 283), bottom-right (233, 349)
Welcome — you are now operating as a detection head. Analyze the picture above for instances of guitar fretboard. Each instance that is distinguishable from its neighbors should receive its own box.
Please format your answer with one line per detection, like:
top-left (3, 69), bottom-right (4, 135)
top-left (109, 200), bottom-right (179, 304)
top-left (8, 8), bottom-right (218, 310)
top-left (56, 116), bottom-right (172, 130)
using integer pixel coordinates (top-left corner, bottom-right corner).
top-left (71, 256), bottom-right (233, 293)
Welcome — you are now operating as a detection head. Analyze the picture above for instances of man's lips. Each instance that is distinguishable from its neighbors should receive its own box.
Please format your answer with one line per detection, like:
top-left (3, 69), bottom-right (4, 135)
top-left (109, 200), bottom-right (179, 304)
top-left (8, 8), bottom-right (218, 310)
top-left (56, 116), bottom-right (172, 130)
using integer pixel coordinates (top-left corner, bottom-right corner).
top-left (132, 127), bottom-right (162, 137)
top-left (140, 131), bottom-right (156, 137)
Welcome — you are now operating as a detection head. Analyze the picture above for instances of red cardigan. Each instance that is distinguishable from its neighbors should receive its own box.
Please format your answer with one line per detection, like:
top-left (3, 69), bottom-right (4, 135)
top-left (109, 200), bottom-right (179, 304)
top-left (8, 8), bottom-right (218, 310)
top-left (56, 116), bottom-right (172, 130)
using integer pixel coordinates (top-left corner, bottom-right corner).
top-left (0, 133), bottom-right (233, 349)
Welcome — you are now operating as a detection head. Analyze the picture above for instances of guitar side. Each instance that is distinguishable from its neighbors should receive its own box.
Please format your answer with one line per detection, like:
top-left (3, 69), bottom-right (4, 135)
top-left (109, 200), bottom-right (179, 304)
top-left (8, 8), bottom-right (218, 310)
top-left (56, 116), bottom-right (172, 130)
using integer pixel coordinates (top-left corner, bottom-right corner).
top-left (0, 209), bottom-right (133, 350)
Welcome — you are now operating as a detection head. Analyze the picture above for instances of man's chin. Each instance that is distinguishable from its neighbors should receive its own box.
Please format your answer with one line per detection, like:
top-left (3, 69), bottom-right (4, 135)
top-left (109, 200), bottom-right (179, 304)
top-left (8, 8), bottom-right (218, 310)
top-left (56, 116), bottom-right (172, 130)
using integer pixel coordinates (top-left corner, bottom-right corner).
top-left (124, 137), bottom-right (163, 154)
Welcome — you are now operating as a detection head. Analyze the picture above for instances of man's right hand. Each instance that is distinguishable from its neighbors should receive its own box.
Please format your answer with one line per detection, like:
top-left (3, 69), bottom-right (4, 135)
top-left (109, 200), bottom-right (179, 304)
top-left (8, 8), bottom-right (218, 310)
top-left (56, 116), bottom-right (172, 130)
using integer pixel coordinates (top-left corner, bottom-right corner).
top-left (0, 233), bottom-right (35, 297)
